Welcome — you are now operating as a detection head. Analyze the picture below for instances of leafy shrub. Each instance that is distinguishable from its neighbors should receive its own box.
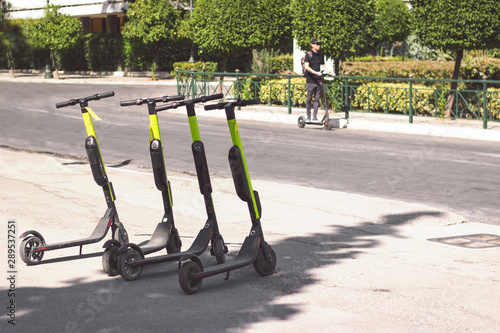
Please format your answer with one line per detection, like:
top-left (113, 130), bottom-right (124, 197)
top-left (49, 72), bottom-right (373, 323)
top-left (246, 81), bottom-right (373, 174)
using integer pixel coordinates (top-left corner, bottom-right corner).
top-left (355, 82), bottom-right (439, 116)
top-left (171, 61), bottom-right (217, 79)
top-left (269, 54), bottom-right (293, 74)
top-left (469, 88), bottom-right (500, 120)
top-left (341, 61), bottom-right (455, 85)
top-left (84, 33), bottom-right (123, 71)
top-left (257, 77), bottom-right (342, 108)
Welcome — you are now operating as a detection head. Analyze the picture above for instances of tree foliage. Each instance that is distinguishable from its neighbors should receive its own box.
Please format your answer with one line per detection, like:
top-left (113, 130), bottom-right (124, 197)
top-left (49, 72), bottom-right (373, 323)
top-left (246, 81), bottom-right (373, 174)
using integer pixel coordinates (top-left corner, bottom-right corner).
top-left (410, 0), bottom-right (500, 117)
top-left (188, 0), bottom-right (292, 71)
top-left (411, 0), bottom-right (500, 53)
top-left (371, 0), bottom-right (411, 59)
top-left (22, 5), bottom-right (82, 52)
top-left (22, 4), bottom-right (82, 75)
top-left (122, 0), bottom-right (181, 76)
top-left (0, 0), bottom-right (11, 29)
top-left (291, 0), bottom-right (375, 70)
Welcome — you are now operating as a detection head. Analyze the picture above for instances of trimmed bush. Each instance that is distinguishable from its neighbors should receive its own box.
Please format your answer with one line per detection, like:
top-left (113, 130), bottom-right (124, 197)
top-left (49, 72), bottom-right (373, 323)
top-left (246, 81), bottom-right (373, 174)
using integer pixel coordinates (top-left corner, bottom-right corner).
top-left (355, 82), bottom-right (441, 116)
top-left (469, 88), bottom-right (500, 120)
top-left (171, 61), bottom-right (217, 79)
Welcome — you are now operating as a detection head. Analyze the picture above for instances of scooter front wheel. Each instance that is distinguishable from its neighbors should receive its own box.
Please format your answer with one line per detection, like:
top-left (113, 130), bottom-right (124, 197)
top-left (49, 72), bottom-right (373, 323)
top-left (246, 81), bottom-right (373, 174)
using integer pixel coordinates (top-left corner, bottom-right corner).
top-left (253, 245), bottom-right (277, 276)
top-left (297, 116), bottom-right (306, 128)
top-left (19, 236), bottom-right (44, 265)
top-left (179, 261), bottom-right (203, 294)
top-left (118, 249), bottom-right (144, 281)
top-left (102, 245), bottom-right (119, 276)
top-left (214, 238), bottom-right (226, 264)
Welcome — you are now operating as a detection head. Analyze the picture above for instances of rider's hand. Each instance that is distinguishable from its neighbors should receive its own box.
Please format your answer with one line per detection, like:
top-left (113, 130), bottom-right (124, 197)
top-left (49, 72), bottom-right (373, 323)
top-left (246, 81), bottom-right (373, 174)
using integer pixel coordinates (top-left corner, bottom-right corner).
top-left (316, 71), bottom-right (323, 77)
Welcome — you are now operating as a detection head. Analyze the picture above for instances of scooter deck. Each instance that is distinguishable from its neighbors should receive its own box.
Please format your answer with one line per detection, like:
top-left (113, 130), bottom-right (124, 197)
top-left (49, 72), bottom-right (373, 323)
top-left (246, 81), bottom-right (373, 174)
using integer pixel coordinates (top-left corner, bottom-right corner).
top-left (139, 222), bottom-right (172, 255)
top-left (34, 213), bottom-right (114, 252)
top-left (131, 222), bottom-right (214, 267)
top-left (304, 119), bottom-right (324, 125)
top-left (194, 234), bottom-right (259, 279)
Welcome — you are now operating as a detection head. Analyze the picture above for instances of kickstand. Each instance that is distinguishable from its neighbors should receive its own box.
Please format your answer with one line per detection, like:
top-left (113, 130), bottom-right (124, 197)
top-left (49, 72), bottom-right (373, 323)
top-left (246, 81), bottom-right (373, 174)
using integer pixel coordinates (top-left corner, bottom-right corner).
top-left (79, 245), bottom-right (83, 256)
top-left (225, 271), bottom-right (230, 280)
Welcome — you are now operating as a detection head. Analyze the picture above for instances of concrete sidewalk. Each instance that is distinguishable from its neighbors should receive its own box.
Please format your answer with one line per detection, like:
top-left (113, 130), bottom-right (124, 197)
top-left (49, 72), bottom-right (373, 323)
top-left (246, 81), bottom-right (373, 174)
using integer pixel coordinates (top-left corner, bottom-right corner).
top-left (2, 69), bottom-right (500, 142)
top-left (1, 145), bottom-right (500, 332)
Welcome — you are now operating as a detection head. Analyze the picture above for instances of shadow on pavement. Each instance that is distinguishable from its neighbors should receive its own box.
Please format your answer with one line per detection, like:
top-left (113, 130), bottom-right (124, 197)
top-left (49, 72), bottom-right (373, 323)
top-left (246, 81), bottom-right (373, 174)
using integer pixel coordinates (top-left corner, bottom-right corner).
top-left (12, 211), bottom-right (439, 332)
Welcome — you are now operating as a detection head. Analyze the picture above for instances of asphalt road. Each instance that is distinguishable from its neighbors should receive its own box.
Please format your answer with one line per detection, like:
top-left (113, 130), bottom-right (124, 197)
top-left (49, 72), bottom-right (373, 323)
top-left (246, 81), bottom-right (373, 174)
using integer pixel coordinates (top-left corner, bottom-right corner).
top-left (2, 82), bottom-right (500, 225)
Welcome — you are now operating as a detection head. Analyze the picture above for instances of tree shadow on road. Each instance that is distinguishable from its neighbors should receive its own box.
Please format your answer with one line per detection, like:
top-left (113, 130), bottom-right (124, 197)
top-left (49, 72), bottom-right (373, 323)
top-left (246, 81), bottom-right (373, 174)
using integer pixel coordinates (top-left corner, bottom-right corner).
top-left (8, 211), bottom-right (441, 332)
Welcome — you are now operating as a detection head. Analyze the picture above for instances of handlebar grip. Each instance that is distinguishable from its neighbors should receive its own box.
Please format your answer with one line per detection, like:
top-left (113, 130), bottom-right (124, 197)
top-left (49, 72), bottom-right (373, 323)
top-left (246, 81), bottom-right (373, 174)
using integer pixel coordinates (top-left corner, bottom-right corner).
top-left (98, 91), bottom-right (115, 99)
top-left (238, 98), bottom-right (260, 107)
top-left (163, 95), bottom-right (185, 102)
top-left (195, 93), bottom-right (223, 103)
top-left (120, 100), bottom-right (138, 107)
top-left (155, 103), bottom-right (178, 112)
top-left (56, 100), bottom-right (72, 109)
top-left (204, 102), bottom-right (226, 111)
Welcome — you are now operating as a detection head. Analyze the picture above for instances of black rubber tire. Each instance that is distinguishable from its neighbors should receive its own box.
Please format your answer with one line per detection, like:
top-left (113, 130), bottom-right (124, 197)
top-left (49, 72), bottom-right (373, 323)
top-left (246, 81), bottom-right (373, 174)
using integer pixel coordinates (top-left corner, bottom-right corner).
top-left (298, 116), bottom-right (306, 128)
top-left (102, 245), bottom-right (119, 276)
top-left (253, 246), bottom-right (277, 276)
top-left (118, 249), bottom-right (144, 281)
top-left (19, 237), bottom-right (44, 265)
top-left (179, 261), bottom-right (203, 295)
top-left (325, 119), bottom-right (334, 131)
top-left (214, 239), bottom-right (226, 264)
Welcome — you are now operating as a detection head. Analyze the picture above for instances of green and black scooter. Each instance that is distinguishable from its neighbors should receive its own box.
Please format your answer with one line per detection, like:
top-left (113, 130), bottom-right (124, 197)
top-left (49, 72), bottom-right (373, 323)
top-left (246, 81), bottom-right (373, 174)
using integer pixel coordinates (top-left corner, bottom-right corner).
top-left (112, 93), bottom-right (227, 281)
top-left (178, 98), bottom-right (277, 294)
top-left (101, 95), bottom-right (184, 277)
top-left (19, 92), bottom-right (129, 265)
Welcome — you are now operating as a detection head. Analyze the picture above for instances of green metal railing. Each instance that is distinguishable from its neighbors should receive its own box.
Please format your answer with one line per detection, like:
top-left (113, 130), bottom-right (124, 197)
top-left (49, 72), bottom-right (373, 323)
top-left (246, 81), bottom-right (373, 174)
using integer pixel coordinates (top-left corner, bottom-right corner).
top-left (176, 70), bottom-right (500, 129)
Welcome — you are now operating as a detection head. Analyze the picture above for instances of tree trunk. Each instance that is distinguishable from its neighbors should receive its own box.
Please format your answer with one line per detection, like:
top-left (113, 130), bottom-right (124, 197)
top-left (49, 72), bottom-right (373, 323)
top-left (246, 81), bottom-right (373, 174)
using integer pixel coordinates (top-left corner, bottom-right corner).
top-left (51, 50), bottom-right (59, 80)
top-left (217, 53), bottom-right (228, 95)
top-left (371, 46), bottom-right (377, 62)
top-left (444, 49), bottom-right (464, 119)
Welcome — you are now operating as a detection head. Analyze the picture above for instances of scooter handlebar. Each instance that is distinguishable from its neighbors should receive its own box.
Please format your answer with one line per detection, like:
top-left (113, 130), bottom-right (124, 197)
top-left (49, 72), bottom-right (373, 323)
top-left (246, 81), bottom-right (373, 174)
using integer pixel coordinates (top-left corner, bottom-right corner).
top-left (120, 95), bottom-right (185, 107)
top-left (204, 98), bottom-right (260, 111)
top-left (155, 93), bottom-right (223, 112)
top-left (56, 91), bottom-right (115, 108)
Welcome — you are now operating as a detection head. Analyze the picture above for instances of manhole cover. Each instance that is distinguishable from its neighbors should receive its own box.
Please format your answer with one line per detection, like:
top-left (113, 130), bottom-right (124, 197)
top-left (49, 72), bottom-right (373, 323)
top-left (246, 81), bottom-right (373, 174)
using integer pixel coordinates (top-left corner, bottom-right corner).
top-left (428, 234), bottom-right (500, 249)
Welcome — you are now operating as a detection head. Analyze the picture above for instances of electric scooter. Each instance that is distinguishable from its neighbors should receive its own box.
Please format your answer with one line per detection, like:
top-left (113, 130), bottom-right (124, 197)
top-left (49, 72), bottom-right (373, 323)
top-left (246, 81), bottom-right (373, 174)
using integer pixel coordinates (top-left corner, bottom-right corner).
top-left (19, 91), bottom-right (129, 265)
top-left (113, 93), bottom-right (228, 281)
top-left (178, 98), bottom-right (277, 294)
top-left (102, 95), bottom-right (185, 276)
top-left (298, 72), bottom-right (334, 130)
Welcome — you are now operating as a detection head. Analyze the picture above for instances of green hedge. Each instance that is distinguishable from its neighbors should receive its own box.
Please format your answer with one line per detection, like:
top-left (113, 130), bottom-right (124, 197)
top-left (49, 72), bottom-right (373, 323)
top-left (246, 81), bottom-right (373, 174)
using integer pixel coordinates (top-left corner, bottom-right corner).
top-left (469, 87), bottom-right (500, 120)
top-left (342, 58), bottom-right (500, 85)
top-left (269, 54), bottom-right (293, 74)
top-left (171, 61), bottom-right (217, 79)
top-left (355, 82), bottom-right (443, 116)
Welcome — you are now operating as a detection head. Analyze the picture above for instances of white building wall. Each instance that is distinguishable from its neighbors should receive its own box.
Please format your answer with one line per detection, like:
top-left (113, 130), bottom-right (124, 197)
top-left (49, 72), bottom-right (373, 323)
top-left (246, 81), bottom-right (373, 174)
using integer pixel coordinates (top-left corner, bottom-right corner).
top-left (293, 39), bottom-right (335, 75)
top-left (9, 1), bottom-right (128, 19)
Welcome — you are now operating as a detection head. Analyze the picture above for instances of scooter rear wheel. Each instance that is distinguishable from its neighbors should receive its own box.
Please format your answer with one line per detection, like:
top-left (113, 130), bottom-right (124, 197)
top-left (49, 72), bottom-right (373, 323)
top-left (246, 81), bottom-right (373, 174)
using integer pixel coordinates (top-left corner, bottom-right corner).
top-left (19, 236), bottom-right (44, 265)
top-left (253, 245), bottom-right (277, 276)
top-left (179, 261), bottom-right (203, 294)
top-left (102, 245), bottom-right (119, 276)
top-left (325, 119), bottom-right (334, 131)
top-left (118, 249), bottom-right (144, 281)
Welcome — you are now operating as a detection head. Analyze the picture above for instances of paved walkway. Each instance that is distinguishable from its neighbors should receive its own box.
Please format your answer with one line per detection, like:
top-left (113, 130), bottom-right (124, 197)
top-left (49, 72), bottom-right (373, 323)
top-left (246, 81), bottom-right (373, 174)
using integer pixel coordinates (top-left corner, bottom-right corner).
top-left (2, 69), bottom-right (500, 142)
